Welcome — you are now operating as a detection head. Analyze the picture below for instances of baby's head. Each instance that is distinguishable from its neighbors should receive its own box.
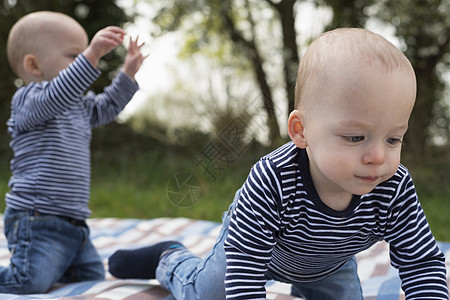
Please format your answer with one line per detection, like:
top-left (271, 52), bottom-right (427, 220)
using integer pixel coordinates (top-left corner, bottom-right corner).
top-left (289, 28), bottom-right (417, 199)
top-left (7, 11), bottom-right (88, 84)
top-left (294, 28), bottom-right (416, 115)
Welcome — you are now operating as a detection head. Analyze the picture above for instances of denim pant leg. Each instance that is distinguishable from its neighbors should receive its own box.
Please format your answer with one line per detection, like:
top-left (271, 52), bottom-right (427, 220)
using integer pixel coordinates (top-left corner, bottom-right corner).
top-left (60, 226), bottom-right (105, 283)
top-left (156, 190), bottom-right (239, 300)
top-left (287, 256), bottom-right (363, 300)
top-left (0, 208), bottom-right (103, 294)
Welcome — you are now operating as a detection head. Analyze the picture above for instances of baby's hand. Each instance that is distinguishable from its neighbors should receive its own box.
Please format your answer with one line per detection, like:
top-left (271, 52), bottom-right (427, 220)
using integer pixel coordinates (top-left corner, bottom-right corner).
top-left (123, 36), bottom-right (147, 80)
top-left (83, 26), bottom-right (125, 68)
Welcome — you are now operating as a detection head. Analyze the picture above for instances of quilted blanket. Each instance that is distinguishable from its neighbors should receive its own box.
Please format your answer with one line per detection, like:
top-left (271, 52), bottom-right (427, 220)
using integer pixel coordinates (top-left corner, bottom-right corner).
top-left (0, 216), bottom-right (448, 299)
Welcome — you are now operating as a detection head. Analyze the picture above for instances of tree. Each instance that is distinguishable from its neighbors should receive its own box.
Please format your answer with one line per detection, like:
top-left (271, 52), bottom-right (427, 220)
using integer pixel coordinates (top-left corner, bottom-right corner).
top-left (0, 0), bottom-right (133, 154)
top-left (150, 0), bottom-right (450, 159)
top-left (375, 0), bottom-right (450, 160)
top-left (266, 0), bottom-right (299, 115)
top-left (318, 0), bottom-right (375, 30)
top-left (152, 0), bottom-right (289, 145)
top-left (149, 0), bottom-right (378, 144)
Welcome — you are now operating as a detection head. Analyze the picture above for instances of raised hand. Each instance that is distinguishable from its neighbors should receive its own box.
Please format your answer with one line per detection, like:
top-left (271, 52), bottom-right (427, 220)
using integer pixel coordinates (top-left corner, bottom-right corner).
top-left (123, 36), bottom-right (148, 80)
top-left (83, 26), bottom-right (125, 68)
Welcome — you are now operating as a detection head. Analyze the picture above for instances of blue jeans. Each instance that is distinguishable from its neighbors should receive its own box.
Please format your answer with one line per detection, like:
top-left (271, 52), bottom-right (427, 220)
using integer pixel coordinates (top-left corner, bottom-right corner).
top-left (0, 207), bottom-right (105, 294)
top-left (156, 190), bottom-right (363, 300)
top-left (267, 257), bottom-right (362, 299)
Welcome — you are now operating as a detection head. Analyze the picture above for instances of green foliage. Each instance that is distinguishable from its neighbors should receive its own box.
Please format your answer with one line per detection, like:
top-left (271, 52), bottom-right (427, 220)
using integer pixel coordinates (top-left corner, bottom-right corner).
top-left (404, 152), bottom-right (450, 241)
top-left (151, 0), bottom-right (284, 142)
top-left (374, 0), bottom-right (450, 158)
top-left (317, 0), bottom-right (376, 29)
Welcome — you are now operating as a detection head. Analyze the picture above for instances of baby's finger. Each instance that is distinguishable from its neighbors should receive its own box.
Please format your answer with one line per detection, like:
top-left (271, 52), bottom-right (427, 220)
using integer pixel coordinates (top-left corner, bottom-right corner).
top-left (131, 36), bottom-right (146, 51)
top-left (137, 41), bottom-right (145, 49)
top-left (103, 26), bottom-right (126, 37)
top-left (102, 31), bottom-right (124, 45)
top-left (131, 36), bottom-right (140, 48)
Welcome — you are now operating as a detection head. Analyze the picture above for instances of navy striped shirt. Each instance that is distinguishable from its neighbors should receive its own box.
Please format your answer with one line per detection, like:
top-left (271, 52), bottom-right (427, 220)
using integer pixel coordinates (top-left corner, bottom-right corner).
top-left (5, 54), bottom-right (139, 220)
top-left (224, 142), bottom-right (448, 299)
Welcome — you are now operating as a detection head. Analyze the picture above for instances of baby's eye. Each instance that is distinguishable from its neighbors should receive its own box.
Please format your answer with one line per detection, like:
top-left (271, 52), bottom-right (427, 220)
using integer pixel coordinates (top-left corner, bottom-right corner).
top-left (67, 54), bottom-right (78, 60)
top-left (342, 136), bottom-right (365, 143)
top-left (386, 137), bottom-right (403, 145)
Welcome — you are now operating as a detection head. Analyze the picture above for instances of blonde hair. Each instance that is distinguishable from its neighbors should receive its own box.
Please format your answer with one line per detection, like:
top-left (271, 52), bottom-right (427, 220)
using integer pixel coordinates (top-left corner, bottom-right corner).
top-left (6, 11), bottom-right (79, 77)
top-left (294, 28), bottom-right (415, 112)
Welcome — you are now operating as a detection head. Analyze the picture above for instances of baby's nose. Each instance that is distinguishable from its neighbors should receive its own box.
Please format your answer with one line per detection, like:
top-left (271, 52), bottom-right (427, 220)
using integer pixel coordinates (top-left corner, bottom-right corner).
top-left (362, 144), bottom-right (386, 165)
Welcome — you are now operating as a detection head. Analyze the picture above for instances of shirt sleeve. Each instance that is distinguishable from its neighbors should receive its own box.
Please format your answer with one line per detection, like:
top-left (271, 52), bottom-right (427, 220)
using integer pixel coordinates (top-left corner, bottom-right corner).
top-left (83, 71), bottom-right (139, 128)
top-left (385, 173), bottom-right (448, 299)
top-left (224, 158), bottom-right (282, 299)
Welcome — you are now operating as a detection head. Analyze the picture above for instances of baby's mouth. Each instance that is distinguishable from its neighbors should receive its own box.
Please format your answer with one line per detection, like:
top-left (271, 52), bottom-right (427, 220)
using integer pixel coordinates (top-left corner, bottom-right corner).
top-left (357, 176), bottom-right (379, 183)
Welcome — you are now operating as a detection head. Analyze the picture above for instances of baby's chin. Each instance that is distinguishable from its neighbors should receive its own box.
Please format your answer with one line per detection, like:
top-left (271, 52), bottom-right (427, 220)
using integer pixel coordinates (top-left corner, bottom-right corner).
top-left (352, 177), bottom-right (388, 196)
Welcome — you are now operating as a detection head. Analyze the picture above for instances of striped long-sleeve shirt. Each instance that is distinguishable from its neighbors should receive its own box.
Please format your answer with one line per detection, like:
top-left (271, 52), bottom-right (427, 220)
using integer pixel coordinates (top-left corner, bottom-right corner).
top-left (5, 54), bottom-right (139, 220)
top-left (224, 142), bottom-right (448, 299)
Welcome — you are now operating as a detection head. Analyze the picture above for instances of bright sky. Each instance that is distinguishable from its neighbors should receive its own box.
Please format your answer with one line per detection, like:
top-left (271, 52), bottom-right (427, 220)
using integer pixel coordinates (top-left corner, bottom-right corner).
top-left (116, 0), bottom-right (181, 119)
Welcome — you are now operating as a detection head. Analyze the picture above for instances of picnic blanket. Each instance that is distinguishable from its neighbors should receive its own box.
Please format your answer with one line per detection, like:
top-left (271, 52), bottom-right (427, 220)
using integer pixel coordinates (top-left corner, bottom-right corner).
top-left (0, 216), bottom-right (448, 299)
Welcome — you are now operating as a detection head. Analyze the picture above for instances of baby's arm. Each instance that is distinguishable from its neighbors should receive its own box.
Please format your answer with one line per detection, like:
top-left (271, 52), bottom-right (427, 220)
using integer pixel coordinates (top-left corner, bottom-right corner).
top-left (224, 162), bottom-right (281, 299)
top-left (81, 35), bottom-right (144, 127)
top-left (386, 176), bottom-right (448, 299)
top-left (83, 26), bottom-right (125, 68)
top-left (123, 36), bottom-right (147, 80)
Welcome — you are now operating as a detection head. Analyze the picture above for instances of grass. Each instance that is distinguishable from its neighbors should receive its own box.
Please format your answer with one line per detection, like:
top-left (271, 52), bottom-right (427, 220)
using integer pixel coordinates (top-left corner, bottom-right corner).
top-left (88, 148), bottom-right (250, 221)
top-left (0, 130), bottom-right (256, 223)
top-left (0, 124), bottom-right (449, 241)
top-left (84, 124), bottom-right (266, 222)
top-left (406, 159), bottom-right (450, 242)
top-left (420, 195), bottom-right (449, 242)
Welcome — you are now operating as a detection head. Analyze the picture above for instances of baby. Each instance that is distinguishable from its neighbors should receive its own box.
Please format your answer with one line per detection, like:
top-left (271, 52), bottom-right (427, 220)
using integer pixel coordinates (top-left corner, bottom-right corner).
top-left (109, 28), bottom-right (448, 299)
top-left (2, 11), bottom-right (145, 293)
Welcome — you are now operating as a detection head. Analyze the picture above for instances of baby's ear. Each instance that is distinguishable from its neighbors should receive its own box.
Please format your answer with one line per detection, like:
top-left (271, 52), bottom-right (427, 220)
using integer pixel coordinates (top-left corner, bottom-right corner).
top-left (22, 54), bottom-right (42, 77)
top-left (288, 110), bottom-right (308, 148)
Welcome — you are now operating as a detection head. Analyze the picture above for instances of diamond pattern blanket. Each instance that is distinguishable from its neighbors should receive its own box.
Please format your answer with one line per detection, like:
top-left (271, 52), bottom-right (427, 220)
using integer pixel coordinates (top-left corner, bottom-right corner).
top-left (0, 216), bottom-right (448, 299)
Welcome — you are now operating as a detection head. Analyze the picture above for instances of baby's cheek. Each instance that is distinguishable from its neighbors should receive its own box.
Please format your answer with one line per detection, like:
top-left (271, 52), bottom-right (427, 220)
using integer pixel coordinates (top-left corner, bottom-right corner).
top-left (387, 154), bottom-right (401, 177)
